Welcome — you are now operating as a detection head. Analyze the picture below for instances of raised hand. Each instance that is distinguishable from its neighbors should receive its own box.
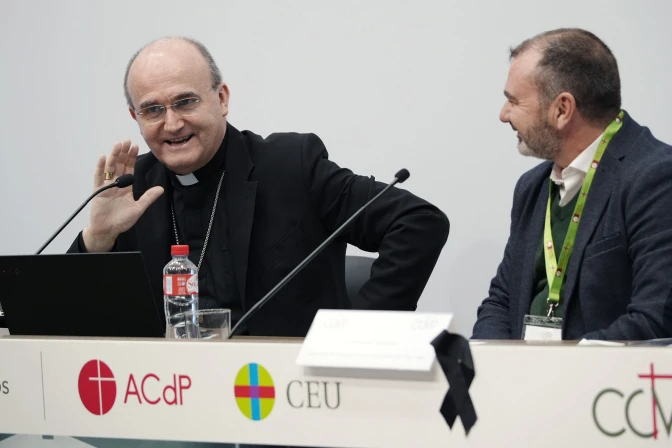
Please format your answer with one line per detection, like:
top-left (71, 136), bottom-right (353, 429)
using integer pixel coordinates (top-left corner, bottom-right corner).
top-left (82, 139), bottom-right (164, 252)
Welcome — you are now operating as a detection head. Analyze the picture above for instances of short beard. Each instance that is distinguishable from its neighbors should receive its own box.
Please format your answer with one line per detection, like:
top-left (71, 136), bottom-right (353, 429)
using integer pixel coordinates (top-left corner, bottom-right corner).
top-left (517, 111), bottom-right (562, 161)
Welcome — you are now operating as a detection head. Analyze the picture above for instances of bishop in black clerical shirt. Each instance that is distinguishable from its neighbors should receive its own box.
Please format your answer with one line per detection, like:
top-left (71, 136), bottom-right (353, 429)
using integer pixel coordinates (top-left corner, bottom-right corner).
top-left (166, 132), bottom-right (245, 331)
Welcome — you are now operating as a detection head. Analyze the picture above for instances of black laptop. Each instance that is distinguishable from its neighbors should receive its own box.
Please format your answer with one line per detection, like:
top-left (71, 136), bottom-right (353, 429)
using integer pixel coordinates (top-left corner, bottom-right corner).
top-left (0, 252), bottom-right (164, 338)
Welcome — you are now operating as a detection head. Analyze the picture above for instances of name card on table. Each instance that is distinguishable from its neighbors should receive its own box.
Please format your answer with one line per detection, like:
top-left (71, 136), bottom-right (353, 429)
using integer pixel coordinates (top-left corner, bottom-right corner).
top-left (296, 310), bottom-right (453, 372)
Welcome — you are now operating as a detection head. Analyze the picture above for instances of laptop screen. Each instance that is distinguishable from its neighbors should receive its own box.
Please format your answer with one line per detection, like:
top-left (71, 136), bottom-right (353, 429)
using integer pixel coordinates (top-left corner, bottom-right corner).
top-left (0, 252), bottom-right (164, 338)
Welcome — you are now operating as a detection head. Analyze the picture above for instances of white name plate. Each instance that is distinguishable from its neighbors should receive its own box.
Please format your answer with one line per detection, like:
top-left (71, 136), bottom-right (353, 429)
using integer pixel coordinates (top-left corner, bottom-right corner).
top-left (296, 310), bottom-right (454, 372)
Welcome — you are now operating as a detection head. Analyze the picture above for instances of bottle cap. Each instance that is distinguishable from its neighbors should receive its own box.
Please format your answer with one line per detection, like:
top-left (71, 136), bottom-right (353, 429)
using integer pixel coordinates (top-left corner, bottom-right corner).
top-left (171, 245), bottom-right (189, 256)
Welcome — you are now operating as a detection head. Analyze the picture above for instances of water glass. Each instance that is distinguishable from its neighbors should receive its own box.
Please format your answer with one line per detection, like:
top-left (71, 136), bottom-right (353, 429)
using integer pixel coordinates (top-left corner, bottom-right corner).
top-left (184, 309), bottom-right (231, 340)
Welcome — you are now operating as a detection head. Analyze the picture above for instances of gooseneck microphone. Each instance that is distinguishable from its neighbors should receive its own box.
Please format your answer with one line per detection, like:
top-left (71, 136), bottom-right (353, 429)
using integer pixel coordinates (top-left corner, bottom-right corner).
top-left (228, 169), bottom-right (411, 338)
top-left (35, 174), bottom-right (135, 255)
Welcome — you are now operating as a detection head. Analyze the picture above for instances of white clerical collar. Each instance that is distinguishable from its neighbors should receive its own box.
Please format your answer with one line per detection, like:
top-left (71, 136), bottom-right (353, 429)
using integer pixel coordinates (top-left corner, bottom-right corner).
top-left (175, 173), bottom-right (199, 186)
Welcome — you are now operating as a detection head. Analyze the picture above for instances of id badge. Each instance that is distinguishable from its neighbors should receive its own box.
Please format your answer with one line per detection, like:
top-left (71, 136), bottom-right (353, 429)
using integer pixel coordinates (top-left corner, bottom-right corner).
top-left (522, 315), bottom-right (562, 341)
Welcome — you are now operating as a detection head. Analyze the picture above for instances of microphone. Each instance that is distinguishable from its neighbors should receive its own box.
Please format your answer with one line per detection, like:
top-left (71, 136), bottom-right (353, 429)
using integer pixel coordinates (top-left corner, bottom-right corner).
top-left (35, 174), bottom-right (135, 255)
top-left (228, 168), bottom-right (410, 338)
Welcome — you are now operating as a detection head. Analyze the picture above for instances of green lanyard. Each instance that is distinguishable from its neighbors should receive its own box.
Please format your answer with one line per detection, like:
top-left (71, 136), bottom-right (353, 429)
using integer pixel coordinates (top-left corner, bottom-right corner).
top-left (543, 111), bottom-right (624, 317)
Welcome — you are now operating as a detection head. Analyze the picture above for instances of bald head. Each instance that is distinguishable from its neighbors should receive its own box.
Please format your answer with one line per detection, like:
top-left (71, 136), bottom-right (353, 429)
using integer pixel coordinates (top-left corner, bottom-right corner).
top-left (124, 37), bottom-right (222, 109)
top-left (123, 37), bottom-right (230, 175)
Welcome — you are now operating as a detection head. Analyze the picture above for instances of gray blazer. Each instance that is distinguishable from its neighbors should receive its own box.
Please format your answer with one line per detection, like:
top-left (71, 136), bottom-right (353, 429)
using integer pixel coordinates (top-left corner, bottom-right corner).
top-left (472, 111), bottom-right (672, 340)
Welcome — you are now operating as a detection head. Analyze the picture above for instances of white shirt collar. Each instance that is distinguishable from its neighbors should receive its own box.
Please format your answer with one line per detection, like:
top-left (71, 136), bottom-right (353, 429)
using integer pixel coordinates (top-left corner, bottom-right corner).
top-left (550, 132), bottom-right (604, 206)
top-left (175, 173), bottom-right (199, 186)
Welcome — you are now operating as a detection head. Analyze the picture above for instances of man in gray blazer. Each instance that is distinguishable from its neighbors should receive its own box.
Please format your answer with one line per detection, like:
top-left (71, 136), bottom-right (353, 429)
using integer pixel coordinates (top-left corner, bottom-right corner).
top-left (472, 28), bottom-right (672, 340)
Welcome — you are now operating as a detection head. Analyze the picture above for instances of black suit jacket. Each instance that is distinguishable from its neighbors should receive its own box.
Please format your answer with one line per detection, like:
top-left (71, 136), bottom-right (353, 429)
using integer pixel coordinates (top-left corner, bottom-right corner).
top-left (472, 112), bottom-right (672, 340)
top-left (70, 124), bottom-right (449, 336)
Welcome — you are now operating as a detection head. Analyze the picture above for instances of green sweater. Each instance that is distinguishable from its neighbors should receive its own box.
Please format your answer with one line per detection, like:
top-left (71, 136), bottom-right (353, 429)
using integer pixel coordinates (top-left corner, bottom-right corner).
top-left (530, 184), bottom-right (580, 317)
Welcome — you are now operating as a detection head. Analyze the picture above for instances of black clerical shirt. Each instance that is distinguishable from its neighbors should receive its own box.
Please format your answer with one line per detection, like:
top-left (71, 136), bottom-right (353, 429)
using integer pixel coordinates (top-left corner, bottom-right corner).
top-left (166, 133), bottom-right (244, 328)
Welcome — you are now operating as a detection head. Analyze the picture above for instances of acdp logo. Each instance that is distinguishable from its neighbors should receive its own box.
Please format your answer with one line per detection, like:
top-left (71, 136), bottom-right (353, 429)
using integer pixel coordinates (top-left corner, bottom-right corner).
top-left (234, 363), bottom-right (276, 421)
top-left (78, 359), bottom-right (192, 416)
top-left (593, 363), bottom-right (672, 441)
top-left (78, 360), bottom-right (116, 416)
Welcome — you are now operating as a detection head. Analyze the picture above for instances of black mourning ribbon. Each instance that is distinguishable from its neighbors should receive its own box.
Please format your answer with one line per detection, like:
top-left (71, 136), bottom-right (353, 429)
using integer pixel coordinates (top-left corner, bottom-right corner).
top-left (431, 330), bottom-right (477, 435)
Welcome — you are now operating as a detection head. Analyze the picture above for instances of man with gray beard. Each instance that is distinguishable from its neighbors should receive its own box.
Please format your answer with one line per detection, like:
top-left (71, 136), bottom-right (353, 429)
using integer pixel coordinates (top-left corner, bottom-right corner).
top-left (472, 28), bottom-right (672, 341)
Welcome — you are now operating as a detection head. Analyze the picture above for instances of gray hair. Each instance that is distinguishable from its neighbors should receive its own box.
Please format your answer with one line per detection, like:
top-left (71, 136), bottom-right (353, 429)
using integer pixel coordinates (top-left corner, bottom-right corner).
top-left (123, 37), bottom-right (223, 109)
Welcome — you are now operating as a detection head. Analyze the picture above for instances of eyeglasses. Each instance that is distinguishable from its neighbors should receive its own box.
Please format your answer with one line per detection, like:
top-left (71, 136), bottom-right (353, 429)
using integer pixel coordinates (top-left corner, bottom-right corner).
top-left (135, 97), bottom-right (202, 124)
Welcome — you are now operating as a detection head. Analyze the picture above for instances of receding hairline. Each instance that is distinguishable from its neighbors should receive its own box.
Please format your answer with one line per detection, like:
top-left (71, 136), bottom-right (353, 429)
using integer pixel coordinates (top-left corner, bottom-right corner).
top-left (509, 28), bottom-right (614, 62)
top-left (509, 29), bottom-right (572, 60)
top-left (133, 37), bottom-right (202, 62)
top-left (127, 37), bottom-right (207, 83)
top-left (507, 28), bottom-right (622, 125)
top-left (124, 36), bottom-right (222, 109)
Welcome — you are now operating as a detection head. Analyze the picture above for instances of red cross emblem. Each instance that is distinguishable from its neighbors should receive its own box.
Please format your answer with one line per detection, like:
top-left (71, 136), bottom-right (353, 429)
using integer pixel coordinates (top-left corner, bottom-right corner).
top-left (638, 363), bottom-right (672, 440)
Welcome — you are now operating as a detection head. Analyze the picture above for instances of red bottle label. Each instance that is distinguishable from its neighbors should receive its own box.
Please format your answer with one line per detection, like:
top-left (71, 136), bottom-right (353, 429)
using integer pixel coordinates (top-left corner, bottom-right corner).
top-left (163, 274), bottom-right (198, 296)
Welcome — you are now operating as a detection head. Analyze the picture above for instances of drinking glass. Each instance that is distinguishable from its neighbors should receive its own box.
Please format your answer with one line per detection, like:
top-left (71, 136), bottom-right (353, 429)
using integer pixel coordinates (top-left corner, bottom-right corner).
top-left (184, 309), bottom-right (231, 340)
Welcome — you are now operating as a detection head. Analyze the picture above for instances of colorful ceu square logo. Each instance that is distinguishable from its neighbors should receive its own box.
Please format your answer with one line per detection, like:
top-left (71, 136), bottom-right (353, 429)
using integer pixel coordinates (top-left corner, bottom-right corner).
top-left (234, 363), bottom-right (275, 420)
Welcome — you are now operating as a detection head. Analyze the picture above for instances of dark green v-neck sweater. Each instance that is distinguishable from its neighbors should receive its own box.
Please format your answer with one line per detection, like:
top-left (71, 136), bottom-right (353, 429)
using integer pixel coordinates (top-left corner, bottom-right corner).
top-left (529, 184), bottom-right (580, 317)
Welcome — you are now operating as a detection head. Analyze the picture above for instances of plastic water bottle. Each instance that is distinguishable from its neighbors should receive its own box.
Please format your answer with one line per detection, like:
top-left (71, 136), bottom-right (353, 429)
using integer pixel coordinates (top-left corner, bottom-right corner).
top-left (163, 245), bottom-right (199, 338)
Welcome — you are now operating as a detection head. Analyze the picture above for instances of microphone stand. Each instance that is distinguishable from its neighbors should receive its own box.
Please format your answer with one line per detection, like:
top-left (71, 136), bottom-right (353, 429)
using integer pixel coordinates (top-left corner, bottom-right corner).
top-left (227, 169), bottom-right (410, 338)
top-left (35, 175), bottom-right (135, 255)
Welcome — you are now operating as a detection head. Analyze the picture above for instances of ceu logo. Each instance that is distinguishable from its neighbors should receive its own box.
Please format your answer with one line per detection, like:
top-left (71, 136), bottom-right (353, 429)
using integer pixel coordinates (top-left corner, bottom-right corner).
top-left (234, 363), bottom-right (275, 421)
top-left (78, 360), bottom-right (116, 416)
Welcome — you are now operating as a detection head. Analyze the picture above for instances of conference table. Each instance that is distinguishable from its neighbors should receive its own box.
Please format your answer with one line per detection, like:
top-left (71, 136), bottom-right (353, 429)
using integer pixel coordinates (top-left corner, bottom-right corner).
top-left (0, 332), bottom-right (670, 447)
